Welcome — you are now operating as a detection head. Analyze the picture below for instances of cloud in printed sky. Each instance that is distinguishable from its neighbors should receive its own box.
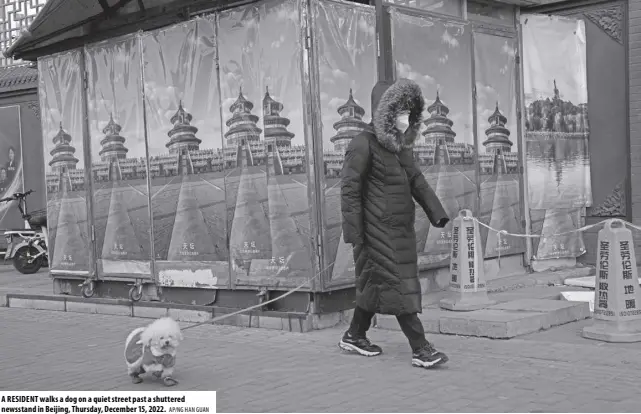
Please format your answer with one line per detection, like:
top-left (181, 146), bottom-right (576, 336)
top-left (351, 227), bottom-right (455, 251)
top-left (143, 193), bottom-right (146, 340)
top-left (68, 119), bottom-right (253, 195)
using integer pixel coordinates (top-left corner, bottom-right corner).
top-left (499, 40), bottom-right (516, 75)
top-left (396, 62), bottom-right (436, 92)
top-left (275, 6), bottom-right (298, 23)
top-left (357, 16), bottom-right (375, 37)
top-left (271, 35), bottom-right (285, 49)
top-left (501, 40), bottom-right (516, 57)
top-left (441, 30), bottom-right (459, 48)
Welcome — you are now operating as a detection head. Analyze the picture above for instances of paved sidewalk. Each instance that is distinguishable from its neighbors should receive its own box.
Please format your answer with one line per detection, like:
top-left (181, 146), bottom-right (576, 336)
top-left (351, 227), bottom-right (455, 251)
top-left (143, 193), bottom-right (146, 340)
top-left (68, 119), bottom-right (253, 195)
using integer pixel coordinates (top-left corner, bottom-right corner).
top-left (1, 308), bottom-right (640, 412)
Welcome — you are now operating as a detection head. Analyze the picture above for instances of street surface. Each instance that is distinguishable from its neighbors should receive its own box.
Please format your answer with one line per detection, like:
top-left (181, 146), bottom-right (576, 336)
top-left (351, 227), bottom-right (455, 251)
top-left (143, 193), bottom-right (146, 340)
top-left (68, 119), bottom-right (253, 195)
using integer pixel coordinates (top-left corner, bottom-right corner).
top-left (1, 307), bottom-right (641, 413)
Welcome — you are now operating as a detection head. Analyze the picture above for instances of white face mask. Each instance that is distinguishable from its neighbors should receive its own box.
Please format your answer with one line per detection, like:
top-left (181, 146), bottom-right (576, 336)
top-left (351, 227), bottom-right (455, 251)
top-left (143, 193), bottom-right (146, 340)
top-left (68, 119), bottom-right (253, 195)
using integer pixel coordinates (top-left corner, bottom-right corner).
top-left (396, 112), bottom-right (410, 133)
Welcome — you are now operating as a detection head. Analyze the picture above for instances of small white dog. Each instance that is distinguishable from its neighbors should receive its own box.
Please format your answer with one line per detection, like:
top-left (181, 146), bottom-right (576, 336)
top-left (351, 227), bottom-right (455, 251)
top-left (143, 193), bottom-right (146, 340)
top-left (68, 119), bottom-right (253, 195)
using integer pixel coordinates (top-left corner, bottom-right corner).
top-left (124, 317), bottom-right (183, 386)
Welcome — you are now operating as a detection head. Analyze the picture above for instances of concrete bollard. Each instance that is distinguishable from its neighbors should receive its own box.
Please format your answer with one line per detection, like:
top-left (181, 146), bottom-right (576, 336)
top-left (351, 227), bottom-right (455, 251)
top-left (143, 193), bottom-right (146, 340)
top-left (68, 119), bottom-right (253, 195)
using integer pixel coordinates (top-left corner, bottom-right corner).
top-left (582, 219), bottom-right (641, 342)
top-left (439, 209), bottom-right (496, 311)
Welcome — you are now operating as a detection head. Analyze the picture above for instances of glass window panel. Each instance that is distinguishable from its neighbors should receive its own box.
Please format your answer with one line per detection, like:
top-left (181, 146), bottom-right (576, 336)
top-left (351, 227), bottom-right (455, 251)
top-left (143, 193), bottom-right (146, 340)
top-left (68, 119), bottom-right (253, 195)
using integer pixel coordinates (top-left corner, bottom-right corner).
top-left (218, 0), bottom-right (315, 287)
top-left (85, 35), bottom-right (152, 278)
top-left (313, 0), bottom-right (377, 286)
top-left (474, 33), bottom-right (524, 258)
top-left (38, 50), bottom-right (93, 274)
top-left (141, 17), bottom-right (230, 288)
top-left (391, 9), bottom-right (476, 269)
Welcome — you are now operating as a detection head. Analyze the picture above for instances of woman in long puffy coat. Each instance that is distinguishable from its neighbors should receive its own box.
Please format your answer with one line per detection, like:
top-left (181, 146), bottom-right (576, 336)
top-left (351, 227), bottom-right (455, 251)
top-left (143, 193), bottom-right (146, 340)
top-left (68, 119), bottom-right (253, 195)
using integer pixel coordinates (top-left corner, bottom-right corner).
top-left (338, 78), bottom-right (450, 368)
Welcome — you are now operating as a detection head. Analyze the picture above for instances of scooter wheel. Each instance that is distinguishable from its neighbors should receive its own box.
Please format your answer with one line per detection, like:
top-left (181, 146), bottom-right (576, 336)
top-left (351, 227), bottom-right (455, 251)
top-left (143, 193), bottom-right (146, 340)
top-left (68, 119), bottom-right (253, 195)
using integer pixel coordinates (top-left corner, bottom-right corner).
top-left (81, 282), bottom-right (95, 298)
top-left (129, 285), bottom-right (143, 302)
top-left (13, 246), bottom-right (43, 274)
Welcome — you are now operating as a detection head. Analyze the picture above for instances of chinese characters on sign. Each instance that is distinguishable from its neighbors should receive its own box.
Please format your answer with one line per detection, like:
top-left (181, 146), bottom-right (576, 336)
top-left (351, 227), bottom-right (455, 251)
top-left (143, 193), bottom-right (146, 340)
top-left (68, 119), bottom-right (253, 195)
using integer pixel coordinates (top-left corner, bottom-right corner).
top-left (180, 243), bottom-right (198, 257)
top-left (438, 231), bottom-right (453, 245)
top-left (619, 240), bottom-right (640, 317)
top-left (466, 226), bottom-right (475, 285)
top-left (450, 224), bottom-right (459, 286)
top-left (595, 240), bottom-right (612, 316)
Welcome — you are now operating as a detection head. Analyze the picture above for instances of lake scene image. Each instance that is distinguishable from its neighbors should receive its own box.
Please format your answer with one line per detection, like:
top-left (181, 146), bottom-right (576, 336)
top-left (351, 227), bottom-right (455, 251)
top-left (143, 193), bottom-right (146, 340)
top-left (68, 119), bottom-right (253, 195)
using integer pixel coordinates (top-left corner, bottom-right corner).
top-left (524, 80), bottom-right (592, 210)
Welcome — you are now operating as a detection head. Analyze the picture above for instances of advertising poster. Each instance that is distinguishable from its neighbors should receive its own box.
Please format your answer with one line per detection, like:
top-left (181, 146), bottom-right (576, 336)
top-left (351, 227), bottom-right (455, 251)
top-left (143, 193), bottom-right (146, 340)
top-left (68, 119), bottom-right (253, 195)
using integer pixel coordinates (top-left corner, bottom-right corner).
top-left (142, 18), bottom-right (230, 288)
top-left (0, 105), bottom-right (24, 229)
top-left (313, 0), bottom-right (377, 285)
top-left (391, 9), bottom-right (477, 268)
top-left (521, 14), bottom-right (591, 259)
top-left (474, 33), bottom-right (525, 258)
top-left (85, 35), bottom-right (152, 277)
top-left (218, 0), bottom-right (314, 286)
top-left (38, 50), bottom-right (92, 273)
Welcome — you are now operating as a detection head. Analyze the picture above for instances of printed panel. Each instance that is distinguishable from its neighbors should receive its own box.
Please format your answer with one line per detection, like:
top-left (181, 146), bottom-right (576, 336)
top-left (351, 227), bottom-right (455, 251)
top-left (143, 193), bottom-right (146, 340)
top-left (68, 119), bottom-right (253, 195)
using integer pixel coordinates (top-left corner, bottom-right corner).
top-left (0, 105), bottom-right (25, 228)
top-left (313, 0), bottom-right (376, 285)
top-left (521, 14), bottom-right (591, 259)
top-left (218, 0), bottom-right (314, 287)
top-left (142, 17), bottom-right (229, 288)
top-left (391, 9), bottom-right (477, 269)
top-left (38, 50), bottom-right (92, 274)
top-left (473, 32), bottom-right (525, 258)
top-left (85, 35), bottom-right (152, 278)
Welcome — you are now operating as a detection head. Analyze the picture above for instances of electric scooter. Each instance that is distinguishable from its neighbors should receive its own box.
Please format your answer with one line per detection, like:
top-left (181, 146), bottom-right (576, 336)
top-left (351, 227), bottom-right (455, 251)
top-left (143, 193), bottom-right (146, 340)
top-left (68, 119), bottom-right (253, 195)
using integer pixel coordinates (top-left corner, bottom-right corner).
top-left (2, 190), bottom-right (49, 274)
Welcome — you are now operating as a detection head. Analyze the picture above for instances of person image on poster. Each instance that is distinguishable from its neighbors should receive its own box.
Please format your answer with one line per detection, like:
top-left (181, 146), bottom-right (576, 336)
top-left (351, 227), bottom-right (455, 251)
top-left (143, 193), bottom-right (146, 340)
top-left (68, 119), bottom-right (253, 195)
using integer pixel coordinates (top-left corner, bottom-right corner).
top-left (0, 168), bottom-right (6, 194)
top-left (6, 146), bottom-right (17, 183)
top-left (339, 79), bottom-right (450, 368)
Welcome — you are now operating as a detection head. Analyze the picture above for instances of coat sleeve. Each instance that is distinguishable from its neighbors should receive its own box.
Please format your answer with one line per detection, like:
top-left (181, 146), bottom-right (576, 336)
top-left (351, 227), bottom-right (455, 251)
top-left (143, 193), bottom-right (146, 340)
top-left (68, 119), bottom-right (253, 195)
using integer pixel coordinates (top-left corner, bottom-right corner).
top-left (397, 149), bottom-right (449, 228)
top-left (341, 135), bottom-right (371, 245)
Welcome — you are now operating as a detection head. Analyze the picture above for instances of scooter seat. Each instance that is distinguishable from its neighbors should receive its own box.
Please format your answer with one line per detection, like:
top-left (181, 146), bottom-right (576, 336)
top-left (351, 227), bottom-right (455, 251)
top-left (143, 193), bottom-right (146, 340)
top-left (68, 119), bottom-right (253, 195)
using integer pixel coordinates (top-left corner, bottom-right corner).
top-left (27, 214), bottom-right (47, 228)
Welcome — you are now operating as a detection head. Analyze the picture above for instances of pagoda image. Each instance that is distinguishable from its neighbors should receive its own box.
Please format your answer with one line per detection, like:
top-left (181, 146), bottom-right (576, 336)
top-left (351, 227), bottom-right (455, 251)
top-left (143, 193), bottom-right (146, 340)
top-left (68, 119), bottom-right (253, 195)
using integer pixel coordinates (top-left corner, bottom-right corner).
top-left (163, 101), bottom-right (220, 263)
top-left (422, 91), bottom-right (456, 165)
top-left (330, 89), bottom-right (370, 153)
top-left (99, 114), bottom-right (129, 181)
top-left (224, 88), bottom-right (262, 168)
top-left (329, 89), bottom-right (371, 283)
top-left (261, 87), bottom-right (313, 279)
top-left (263, 87), bottom-right (294, 176)
top-left (166, 102), bottom-right (201, 175)
top-left (478, 104), bottom-right (525, 257)
top-left (47, 123), bottom-right (90, 271)
top-left (49, 123), bottom-right (79, 191)
top-left (418, 92), bottom-right (476, 265)
top-left (227, 88), bottom-right (271, 275)
top-left (482, 102), bottom-right (513, 175)
top-left (95, 114), bottom-right (147, 265)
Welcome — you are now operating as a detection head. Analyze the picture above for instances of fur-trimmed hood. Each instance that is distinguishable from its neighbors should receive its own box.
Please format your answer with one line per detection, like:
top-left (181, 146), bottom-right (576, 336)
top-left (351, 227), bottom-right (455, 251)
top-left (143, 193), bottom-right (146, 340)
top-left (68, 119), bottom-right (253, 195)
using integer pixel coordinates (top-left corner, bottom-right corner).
top-left (371, 78), bottom-right (425, 153)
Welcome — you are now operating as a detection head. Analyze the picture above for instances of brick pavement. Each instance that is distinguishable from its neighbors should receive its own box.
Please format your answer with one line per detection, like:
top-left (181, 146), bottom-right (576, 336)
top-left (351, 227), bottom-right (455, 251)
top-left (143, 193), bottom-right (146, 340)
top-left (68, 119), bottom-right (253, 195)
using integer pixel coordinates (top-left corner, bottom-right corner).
top-left (1, 307), bottom-right (640, 413)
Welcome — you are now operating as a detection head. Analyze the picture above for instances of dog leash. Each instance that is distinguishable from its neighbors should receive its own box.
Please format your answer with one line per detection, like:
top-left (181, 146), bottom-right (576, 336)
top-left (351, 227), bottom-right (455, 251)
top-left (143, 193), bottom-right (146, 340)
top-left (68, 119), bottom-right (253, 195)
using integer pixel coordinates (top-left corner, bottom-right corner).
top-left (180, 260), bottom-right (337, 332)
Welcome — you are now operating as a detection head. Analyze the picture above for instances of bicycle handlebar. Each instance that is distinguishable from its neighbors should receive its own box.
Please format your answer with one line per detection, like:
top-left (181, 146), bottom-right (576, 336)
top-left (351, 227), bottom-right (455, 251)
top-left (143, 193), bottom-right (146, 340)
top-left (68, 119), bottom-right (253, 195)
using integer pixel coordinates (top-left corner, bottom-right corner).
top-left (0, 189), bottom-right (34, 202)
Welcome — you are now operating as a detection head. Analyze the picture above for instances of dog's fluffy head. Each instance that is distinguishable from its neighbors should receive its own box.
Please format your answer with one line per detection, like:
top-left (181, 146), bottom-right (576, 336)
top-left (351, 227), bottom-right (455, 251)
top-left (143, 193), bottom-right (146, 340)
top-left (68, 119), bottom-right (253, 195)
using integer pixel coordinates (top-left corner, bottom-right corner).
top-left (140, 317), bottom-right (183, 355)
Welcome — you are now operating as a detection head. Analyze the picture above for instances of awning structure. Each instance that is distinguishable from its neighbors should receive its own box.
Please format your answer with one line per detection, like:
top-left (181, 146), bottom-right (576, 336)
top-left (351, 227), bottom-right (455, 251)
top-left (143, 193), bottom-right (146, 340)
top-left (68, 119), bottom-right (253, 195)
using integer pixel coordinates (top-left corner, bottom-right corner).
top-left (4, 0), bottom-right (176, 61)
top-left (5, 0), bottom-right (571, 61)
